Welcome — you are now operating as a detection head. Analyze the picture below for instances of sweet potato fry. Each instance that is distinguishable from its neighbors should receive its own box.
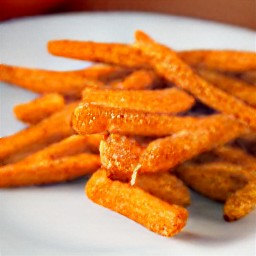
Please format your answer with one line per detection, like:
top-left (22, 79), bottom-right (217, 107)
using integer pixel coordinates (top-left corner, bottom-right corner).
top-left (179, 50), bottom-right (256, 72)
top-left (100, 135), bottom-right (144, 182)
top-left (212, 145), bottom-right (256, 167)
top-left (14, 93), bottom-right (65, 124)
top-left (135, 172), bottom-right (190, 207)
top-left (224, 182), bottom-right (256, 221)
top-left (240, 70), bottom-right (256, 86)
top-left (176, 162), bottom-right (250, 202)
top-left (0, 153), bottom-right (100, 187)
top-left (82, 87), bottom-right (195, 114)
top-left (135, 31), bottom-right (256, 130)
top-left (0, 64), bottom-right (105, 97)
top-left (197, 69), bottom-right (256, 107)
top-left (86, 168), bottom-right (188, 237)
top-left (136, 115), bottom-right (247, 175)
top-left (0, 102), bottom-right (78, 165)
top-left (47, 40), bottom-right (150, 69)
top-left (72, 103), bottom-right (236, 137)
top-left (110, 69), bottom-right (161, 90)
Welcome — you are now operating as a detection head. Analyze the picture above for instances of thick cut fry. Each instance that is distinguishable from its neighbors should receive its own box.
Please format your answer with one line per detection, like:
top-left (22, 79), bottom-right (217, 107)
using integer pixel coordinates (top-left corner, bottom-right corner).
top-left (82, 88), bottom-right (195, 114)
top-left (136, 116), bottom-right (246, 175)
top-left (213, 145), bottom-right (256, 167)
top-left (86, 169), bottom-right (188, 237)
top-left (0, 103), bottom-right (78, 165)
top-left (72, 103), bottom-right (236, 137)
top-left (197, 69), bottom-right (256, 107)
top-left (0, 153), bottom-right (100, 187)
top-left (0, 64), bottom-right (105, 97)
top-left (110, 70), bottom-right (161, 90)
top-left (14, 93), bottom-right (65, 124)
top-left (100, 135), bottom-right (144, 182)
top-left (224, 182), bottom-right (256, 221)
top-left (176, 162), bottom-right (249, 202)
top-left (48, 40), bottom-right (150, 68)
top-left (179, 50), bottom-right (256, 72)
top-left (135, 172), bottom-right (191, 206)
top-left (135, 31), bottom-right (256, 130)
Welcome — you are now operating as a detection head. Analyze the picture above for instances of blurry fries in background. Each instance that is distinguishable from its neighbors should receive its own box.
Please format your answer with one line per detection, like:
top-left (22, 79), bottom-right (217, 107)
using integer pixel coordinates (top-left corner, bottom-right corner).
top-left (1, 30), bottom-right (256, 237)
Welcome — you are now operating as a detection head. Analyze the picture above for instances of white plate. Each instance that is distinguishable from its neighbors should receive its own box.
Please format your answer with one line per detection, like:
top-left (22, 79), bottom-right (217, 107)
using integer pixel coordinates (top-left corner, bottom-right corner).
top-left (0, 12), bottom-right (255, 256)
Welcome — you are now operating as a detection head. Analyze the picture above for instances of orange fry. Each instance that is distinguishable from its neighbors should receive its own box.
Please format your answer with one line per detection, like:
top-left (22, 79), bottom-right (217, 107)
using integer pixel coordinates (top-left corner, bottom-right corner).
top-left (136, 115), bottom-right (246, 175)
top-left (240, 70), bottom-right (256, 86)
top-left (110, 70), bottom-right (161, 90)
top-left (0, 153), bottom-right (100, 187)
top-left (212, 145), bottom-right (256, 167)
top-left (135, 172), bottom-right (191, 207)
top-left (21, 134), bottom-right (103, 164)
top-left (48, 40), bottom-right (150, 69)
top-left (14, 93), bottom-right (65, 124)
top-left (176, 162), bottom-right (250, 202)
top-left (0, 64), bottom-right (105, 97)
top-left (135, 31), bottom-right (256, 130)
top-left (100, 135), bottom-right (144, 182)
top-left (0, 102), bottom-right (77, 165)
top-left (86, 169), bottom-right (188, 237)
top-left (72, 103), bottom-right (234, 137)
top-left (197, 69), bottom-right (256, 107)
top-left (224, 182), bottom-right (256, 221)
top-left (82, 88), bottom-right (195, 114)
top-left (179, 50), bottom-right (256, 72)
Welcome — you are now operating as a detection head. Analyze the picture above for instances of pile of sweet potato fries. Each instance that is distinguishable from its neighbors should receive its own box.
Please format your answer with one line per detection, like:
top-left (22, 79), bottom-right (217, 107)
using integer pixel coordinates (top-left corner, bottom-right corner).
top-left (1, 30), bottom-right (256, 237)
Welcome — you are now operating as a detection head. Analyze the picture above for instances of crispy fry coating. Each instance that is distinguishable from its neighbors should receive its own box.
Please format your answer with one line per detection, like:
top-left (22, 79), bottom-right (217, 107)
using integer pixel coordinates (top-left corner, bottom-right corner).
top-left (0, 64), bottom-right (105, 97)
top-left (0, 102), bottom-right (78, 165)
top-left (110, 70), bottom-right (161, 90)
top-left (48, 40), bottom-right (150, 68)
top-left (213, 145), bottom-right (256, 167)
top-left (176, 162), bottom-right (249, 202)
top-left (0, 153), bottom-right (100, 187)
top-left (72, 103), bottom-right (235, 137)
top-left (135, 172), bottom-right (190, 206)
top-left (224, 182), bottom-right (256, 221)
top-left (86, 169), bottom-right (188, 237)
top-left (82, 88), bottom-right (194, 114)
top-left (137, 115), bottom-right (246, 174)
top-left (197, 69), bottom-right (256, 107)
top-left (135, 31), bottom-right (256, 130)
top-left (14, 93), bottom-right (65, 124)
top-left (179, 50), bottom-right (256, 72)
top-left (100, 135), bottom-right (144, 182)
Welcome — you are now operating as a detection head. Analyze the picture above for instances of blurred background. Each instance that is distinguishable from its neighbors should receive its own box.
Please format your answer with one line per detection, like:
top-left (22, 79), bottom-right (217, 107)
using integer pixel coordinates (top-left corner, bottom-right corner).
top-left (1, 0), bottom-right (255, 30)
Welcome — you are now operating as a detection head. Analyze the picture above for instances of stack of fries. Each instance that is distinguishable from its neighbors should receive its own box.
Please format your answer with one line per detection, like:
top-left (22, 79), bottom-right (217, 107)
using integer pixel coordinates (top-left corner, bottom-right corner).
top-left (1, 30), bottom-right (256, 237)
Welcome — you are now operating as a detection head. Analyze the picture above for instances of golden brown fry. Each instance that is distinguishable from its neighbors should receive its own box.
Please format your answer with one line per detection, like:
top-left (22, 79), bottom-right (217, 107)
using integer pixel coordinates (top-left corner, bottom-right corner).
top-left (72, 103), bottom-right (233, 137)
top-left (213, 145), bottom-right (256, 167)
top-left (82, 87), bottom-right (195, 114)
top-left (110, 70), bottom-right (160, 90)
top-left (176, 162), bottom-right (249, 202)
top-left (179, 50), bottom-right (256, 72)
top-left (100, 135), bottom-right (144, 182)
top-left (20, 134), bottom-right (103, 164)
top-left (0, 64), bottom-right (105, 97)
top-left (0, 102), bottom-right (78, 165)
top-left (224, 182), bottom-right (256, 221)
top-left (135, 172), bottom-right (191, 207)
top-left (86, 169), bottom-right (188, 237)
top-left (135, 31), bottom-right (256, 130)
top-left (137, 115), bottom-right (246, 175)
top-left (48, 40), bottom-right (150, 68)
top-left (14, 93), bottom-right (65, 124)
top-left (197, 69), bottom-right (256, 107)
top-left (0, 153), bottom-right (100, 187)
